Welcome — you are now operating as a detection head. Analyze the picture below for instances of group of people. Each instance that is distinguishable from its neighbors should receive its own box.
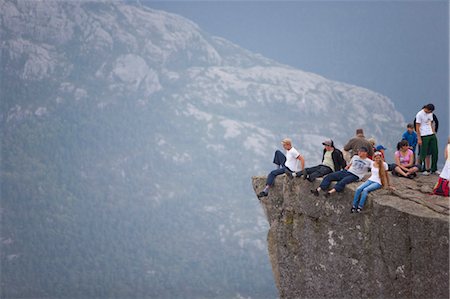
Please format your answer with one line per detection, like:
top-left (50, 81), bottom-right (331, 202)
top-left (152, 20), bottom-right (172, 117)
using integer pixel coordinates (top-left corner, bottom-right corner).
top-left (257, 103), bottom-right (450, 213)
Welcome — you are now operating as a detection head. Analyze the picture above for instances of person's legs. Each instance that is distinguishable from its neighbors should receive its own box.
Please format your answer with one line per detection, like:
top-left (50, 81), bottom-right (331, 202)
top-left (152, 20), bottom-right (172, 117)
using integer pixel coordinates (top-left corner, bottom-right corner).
top-left (352, 180), bottom-right (372, 208)
top-left (419, 136), bottom-right (431, 171)
top-left (357, 181), bottom-right (381, 208)
top-left (333, 172), bottom-right (359, 192)
top-left (309, 165), bottom-right (332, 181)
top-left (429, 135), bottom-right (439, 172)
top-left (273, 150), bottom-right (286, 168)
top-left (318, 170), bottom-right (346, 191)
top-left (266, 167), bottom-right (287, 187)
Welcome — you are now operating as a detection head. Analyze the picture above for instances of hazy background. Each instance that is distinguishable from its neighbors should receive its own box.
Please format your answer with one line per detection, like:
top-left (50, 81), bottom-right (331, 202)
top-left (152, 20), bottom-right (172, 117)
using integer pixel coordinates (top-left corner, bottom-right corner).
top-left (147, 0), bottom-right (449, 154)
top-left (1, 1), bottom-right (448, 299)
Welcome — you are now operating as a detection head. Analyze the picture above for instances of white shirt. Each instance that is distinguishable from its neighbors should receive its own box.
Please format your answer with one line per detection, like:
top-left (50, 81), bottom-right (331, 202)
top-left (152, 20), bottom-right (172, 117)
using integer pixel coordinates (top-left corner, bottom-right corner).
top-left (348, 155), bottom-right (372, 179)
top-left (416, 109), bottom-right (434, 136)
top-left (368, 160), bottom-right (389, 185)
top-left (285, 147), bottom-right (301, 172)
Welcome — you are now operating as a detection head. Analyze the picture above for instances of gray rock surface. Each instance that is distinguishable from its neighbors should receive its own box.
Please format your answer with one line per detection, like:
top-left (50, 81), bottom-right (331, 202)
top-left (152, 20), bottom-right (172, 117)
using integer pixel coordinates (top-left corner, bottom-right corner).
top-left (252, 173), bottom-right (449, 299)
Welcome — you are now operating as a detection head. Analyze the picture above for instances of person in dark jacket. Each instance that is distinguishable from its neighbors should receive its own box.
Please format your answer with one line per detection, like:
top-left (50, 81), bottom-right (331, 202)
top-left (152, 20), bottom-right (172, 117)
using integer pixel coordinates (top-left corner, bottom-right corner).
top-left (288, 139), bottom-right (346, 182)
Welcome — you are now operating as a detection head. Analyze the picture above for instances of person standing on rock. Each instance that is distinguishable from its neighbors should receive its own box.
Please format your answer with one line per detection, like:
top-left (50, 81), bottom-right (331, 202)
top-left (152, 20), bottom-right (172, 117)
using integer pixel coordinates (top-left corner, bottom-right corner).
top-left (351, 151), bottom-right (390, 213)
top-left (288, 139), bottom-right (346, 182)
top-left (342, 128), bottom-right (374, 163)
top-left (311, 147), bottom-right (371, 197)
top-left (415, 103), bottom-right (439, 175)
top-left (257, 138), bottom-right (305, 198)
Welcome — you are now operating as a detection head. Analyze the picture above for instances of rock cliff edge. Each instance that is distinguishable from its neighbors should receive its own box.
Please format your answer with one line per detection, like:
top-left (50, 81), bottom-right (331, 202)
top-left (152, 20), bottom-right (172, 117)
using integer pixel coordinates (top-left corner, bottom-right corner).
top-left (252, 174), bottom-right (449, 299)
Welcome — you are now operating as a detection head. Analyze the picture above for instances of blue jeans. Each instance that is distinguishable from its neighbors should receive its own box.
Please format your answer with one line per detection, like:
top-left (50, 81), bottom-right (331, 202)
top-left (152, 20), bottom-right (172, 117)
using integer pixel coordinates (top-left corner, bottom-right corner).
top-left (266, 150), bottom-right (292, 186)
top-left (319, 170), bottom-right (359, 192)
top-left (352, 180), bottom-right (381, 208)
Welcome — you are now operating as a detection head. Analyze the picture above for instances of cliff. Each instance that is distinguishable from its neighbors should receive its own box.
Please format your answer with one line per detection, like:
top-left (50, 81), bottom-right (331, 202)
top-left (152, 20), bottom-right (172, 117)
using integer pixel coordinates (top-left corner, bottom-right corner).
top-left (252, 174), bottom-right (449, 299)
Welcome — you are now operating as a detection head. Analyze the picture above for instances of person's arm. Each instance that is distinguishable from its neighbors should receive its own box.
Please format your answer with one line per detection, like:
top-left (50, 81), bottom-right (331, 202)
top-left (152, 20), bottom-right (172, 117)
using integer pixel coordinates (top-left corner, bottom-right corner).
top-left (445, 145), bottom-right (448, 160)
top-left (345, 163), bottom-right (351, 170)
top-left (297, 155), bottom-right (305, 171)
top-left (415, 122), bottom-right (422, 146)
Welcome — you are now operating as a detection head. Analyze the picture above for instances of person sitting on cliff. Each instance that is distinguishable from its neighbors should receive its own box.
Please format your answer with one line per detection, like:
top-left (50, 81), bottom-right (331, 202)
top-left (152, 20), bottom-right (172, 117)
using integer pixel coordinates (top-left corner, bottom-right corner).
top-left (287, 139), bottom-right (346, 182)
top-left (351, 151), bottom-right (391, 213)
top-left (392, 140), bottom-right (420, 179)
top-left (432, 136), bottom-right (450, 196)
top-left (342, 128), bottom-right (374, 163)
top-left (257, 138), bottom-right (305, 198)
top-left (311, 147), bottom-right (371, 197)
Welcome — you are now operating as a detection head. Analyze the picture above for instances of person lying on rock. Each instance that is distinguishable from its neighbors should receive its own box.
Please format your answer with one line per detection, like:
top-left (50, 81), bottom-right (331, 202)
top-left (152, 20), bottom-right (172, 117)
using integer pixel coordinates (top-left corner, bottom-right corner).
top-left (351, 151), bottom-right (391, 213)
top-left (286, 139), bottom-right (346, 182)
top-left (311, 147), bottom-right (371, 198)
top-left (257, 138), bottom-right (305, 198)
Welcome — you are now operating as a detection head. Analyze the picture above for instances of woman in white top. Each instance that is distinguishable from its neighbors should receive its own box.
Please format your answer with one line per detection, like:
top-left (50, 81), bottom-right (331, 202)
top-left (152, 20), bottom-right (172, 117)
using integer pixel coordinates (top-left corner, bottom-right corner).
top-left (439, 137), bottom-right (450, 180)
top-left (351, 151), bottom-right (390, 213)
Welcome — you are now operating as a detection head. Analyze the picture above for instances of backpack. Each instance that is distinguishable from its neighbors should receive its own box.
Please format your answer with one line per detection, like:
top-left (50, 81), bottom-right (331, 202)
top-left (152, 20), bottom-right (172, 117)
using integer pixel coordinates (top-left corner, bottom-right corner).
top-left (432, 177), bottom-right (449, 197)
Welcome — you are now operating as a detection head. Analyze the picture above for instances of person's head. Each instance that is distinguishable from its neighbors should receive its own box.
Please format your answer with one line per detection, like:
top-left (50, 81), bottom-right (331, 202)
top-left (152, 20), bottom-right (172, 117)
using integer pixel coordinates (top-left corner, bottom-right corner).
top-left (356, 128), bottom-right (364, 137)
top-left (406, 123), bottom-right (414, 133)
top-left (358, 146), bottom-right (368, 158)
top-left (281, 138), bottom-right (292, 150)
top-left (399, 140), bottom-right (409, 151)
top-left (368, 137), bottom-right (376, 147)
top-left (423, 103), bottom-right (435, 114)
top-left (322, 139), bottom-right (334, 151)
top-left (373, 151), bottom-right (383, 162)
top-left (376, 145), bottom-right (386, 152)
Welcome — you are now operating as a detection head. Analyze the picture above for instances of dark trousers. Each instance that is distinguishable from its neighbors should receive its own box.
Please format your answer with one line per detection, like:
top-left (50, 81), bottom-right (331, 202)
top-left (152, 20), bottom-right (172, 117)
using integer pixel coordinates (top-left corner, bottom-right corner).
top-left (299, 165), bottom-right (332, 181)
top-left (319, 170), bottom-right (359, 192)
top-left (266, 150), bottom-right (291, 186)
top-left (418, 134), bottom-right (438, 172)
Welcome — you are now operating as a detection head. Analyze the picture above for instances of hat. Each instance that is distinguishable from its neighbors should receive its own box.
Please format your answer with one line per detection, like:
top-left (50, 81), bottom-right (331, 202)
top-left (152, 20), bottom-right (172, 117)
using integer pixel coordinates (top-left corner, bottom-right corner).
top-left (356, 128), bottom-right (364, 136)
top-left (376, 145), bottom-right (386, 151)
top-left (374, 151), bottom-right (383, 156)
top-left (322, 139), bottom-right (333, 147)
top-left (358, 146), bottom-right (368, 152)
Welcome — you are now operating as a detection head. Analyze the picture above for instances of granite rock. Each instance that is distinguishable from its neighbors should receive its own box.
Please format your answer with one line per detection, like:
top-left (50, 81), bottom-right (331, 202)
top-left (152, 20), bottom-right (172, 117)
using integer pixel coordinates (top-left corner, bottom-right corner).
top-left (252, 173), bottom-right (449, 299)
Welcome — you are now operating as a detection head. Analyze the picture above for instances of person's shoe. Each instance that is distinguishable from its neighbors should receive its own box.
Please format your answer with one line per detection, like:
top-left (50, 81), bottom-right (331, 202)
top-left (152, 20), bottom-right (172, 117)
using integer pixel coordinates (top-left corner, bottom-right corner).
top-left (407, 174), bottom-right (414, 179)
top-left (285, 169), bottom-right (293, 179)
top-left (310, 189), bottom-right (319, 197)
top-left (422, 171), bottom-right (430, 176)
top-left (303, 172), bottom-right (309, 180)
top-left (350, 207), bottom-right (357, 213)
top-left (356, 207), bottom-right (362, 213)
top-left (433, 170), bottom-right (441, 175)
top-left (257, 191), bottom-right (268, 198)
top-left (324, 192), bottom-right (331, 198)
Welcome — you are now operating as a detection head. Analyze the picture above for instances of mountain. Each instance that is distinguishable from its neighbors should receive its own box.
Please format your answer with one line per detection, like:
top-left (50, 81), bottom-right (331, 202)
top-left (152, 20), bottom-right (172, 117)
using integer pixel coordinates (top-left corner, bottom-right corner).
top-left (0, 1), bottom-right (405, 298)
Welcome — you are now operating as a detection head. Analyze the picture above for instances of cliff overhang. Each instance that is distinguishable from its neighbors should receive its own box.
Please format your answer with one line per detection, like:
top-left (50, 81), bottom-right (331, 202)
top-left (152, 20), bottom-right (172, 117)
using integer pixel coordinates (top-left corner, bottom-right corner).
top-left (252, 174), bottom-right (449, 299)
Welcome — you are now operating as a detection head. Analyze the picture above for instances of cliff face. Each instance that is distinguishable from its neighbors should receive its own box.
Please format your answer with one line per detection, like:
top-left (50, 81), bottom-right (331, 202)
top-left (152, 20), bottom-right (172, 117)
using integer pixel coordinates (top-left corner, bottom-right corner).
top-left (252, 174), bottom-right (449, 299)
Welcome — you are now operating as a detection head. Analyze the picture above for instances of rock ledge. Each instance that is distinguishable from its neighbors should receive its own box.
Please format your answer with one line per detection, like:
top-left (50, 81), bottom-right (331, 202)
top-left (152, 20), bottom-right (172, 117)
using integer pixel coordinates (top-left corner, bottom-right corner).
top-left (252, 174), bottom-right (449, 299)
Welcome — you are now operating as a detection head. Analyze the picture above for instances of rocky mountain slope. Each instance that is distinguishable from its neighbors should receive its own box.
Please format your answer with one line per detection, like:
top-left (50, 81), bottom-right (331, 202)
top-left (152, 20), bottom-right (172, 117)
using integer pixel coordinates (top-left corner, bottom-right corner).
top-left (252, 174), bottom-right (449, 298)
top-left (1, 1), bottom-right (406, 298)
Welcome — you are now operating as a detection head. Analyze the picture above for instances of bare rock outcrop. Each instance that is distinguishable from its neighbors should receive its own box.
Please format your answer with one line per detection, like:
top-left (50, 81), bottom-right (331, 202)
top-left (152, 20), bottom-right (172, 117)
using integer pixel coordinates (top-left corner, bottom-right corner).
top-left (252, 174), bottom-right (449, 299)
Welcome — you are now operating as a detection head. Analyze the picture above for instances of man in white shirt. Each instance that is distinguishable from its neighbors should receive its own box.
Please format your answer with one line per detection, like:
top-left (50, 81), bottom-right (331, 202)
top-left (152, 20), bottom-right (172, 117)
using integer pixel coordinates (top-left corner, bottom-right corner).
top-left (311, 147), bottom-right (371, 197)
top-left (415, 103), bottom-right (438, 174)
top-left (258, 138), bottom-right (305, 198)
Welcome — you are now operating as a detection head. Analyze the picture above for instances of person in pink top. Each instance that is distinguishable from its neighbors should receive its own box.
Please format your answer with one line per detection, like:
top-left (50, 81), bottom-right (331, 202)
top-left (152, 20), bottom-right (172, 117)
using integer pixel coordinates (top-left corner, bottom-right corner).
top-left (392, 140), bottom-right (420, 179)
